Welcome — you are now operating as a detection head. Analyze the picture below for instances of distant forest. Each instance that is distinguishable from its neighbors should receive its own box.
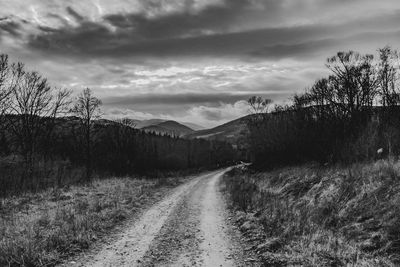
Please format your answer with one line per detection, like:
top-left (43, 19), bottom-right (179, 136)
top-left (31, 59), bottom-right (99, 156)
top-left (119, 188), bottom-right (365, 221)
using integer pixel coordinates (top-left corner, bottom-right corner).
top-left (247, 46), bottom-right (400, 169)
top-left (0, 54), bottom-right (238, 196)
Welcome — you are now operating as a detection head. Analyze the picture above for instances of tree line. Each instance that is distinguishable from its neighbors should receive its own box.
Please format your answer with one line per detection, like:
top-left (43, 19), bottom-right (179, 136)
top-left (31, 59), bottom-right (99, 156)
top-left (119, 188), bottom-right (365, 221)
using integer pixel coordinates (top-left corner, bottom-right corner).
top-left (0, 54), bottom-right (238, 196)
top-left (247, 46), bottom-right (400, 168)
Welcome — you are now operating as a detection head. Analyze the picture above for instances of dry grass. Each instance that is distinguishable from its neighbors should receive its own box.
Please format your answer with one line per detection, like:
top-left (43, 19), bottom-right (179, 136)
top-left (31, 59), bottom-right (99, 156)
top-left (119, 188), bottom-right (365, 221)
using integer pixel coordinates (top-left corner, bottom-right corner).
top-left (222, 160), bottom-right (400, 266)
top-left (0, 176), bottom-right (185, 266)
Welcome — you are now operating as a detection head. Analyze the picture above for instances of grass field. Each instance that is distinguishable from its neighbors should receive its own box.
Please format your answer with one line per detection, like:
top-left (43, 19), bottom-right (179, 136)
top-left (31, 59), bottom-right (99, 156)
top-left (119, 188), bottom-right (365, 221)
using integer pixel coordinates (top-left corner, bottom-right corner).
top-left (222, 160), bottom-right (400, 266)
top-left (0, 176), bottom-right (187, 266)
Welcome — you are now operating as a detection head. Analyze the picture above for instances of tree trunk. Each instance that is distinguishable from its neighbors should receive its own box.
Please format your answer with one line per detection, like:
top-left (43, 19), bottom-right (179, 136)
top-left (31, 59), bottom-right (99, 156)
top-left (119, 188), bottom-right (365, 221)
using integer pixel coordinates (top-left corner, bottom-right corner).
top-left (85, 126), bottom-right (91, 182)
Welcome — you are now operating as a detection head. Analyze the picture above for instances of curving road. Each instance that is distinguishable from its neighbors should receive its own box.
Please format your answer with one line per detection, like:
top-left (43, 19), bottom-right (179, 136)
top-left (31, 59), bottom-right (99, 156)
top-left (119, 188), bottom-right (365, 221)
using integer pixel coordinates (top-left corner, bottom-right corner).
top-left (67, 169), bottom-right (259, 267)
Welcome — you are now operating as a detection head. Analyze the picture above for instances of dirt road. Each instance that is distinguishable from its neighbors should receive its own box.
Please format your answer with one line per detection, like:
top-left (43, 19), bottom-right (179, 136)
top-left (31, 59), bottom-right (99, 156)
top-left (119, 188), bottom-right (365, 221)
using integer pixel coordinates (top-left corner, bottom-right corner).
top-left (66, 169), bottom-right (259, 267)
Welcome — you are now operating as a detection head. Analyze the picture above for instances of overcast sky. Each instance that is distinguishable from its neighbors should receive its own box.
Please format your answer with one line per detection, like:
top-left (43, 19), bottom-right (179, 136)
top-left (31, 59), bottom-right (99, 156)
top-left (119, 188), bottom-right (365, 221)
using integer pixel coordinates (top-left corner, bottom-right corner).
top-left (1, 0), bottom-right (400, 127)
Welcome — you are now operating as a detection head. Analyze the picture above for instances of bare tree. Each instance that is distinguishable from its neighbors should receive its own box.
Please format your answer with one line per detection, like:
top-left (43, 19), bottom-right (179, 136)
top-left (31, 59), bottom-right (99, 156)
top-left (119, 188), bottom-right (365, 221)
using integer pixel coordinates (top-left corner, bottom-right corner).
top-left (356, 54), bottom-right (378, 109)
top-left (378, 46), bottom-right (400, 107)
top-left (247, 96), bottom-right (272, 130)
top-left (0, 55), bottom-right (11, 119)
top-left (325, 51), bottom-right (379, 121)
top-left (71, 88), bottom-right (102, 181)
top-left (375, 46), bottom-right (400, 157)
top-left (118, 118), bottom-right (136, 128)
top-left (5, 62), bottom-right (71, 183)
top-left (248, 96), bottom-right (272, 114)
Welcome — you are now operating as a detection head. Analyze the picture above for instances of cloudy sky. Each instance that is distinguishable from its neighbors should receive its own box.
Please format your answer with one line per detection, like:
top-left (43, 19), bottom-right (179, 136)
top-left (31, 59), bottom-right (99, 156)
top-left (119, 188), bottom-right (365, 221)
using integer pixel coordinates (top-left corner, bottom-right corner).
top-left (1, 0), bottom-right (400, 127)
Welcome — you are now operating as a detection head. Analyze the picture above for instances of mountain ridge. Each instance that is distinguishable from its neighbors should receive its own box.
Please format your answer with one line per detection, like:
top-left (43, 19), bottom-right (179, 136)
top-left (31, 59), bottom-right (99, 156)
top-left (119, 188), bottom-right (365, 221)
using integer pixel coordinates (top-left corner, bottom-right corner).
top-left (142, 120), bottom-right (194, 137)
top-left (185, 115), bottom-right (250, 144)
top-left (121, 118), bottom-right (204, 131)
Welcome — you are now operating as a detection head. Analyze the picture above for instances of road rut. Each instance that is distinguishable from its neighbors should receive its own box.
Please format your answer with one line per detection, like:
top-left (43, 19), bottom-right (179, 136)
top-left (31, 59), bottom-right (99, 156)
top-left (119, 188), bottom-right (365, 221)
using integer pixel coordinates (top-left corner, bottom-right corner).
top-left (66, 169), bottom-right (259, 267)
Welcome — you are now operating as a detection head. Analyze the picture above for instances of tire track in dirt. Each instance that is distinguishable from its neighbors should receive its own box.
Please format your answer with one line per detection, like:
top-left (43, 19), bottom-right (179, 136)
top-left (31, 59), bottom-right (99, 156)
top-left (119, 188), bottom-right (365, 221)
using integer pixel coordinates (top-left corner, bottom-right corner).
top-left (141, 169), bottom-right (260, 266)
top-left (64, 168), bottom-right (258, 266)
top-left (138, 173), bottom-right (210, 266)
top-left (66, 172), bottom-right (210, 267)
top-left (199, 170), bottom-right (238, 266)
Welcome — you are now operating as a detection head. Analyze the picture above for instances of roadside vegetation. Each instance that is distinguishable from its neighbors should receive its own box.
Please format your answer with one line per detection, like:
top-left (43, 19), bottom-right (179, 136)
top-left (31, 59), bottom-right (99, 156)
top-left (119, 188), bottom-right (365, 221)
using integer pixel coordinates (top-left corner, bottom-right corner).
top-left (223, 160), bottom-right (400, 266)
top-left (223, 46), bottom-right (400, 266)
top-left (0, 174), bottom-right (188, 266)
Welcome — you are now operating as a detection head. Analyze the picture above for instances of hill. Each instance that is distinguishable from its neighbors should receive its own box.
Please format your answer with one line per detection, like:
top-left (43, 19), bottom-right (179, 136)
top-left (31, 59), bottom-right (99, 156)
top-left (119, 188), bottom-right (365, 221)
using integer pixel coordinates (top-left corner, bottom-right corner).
top-left (143, 120), bottom-right (194, 137)
top-left (121, 118), bottom-right (204, 131)
top-left (186, 115), bottom-right (250, 144)
top-left (180, 122), bottom-right (205, 131)
top-left (117, 119), bottom-right (164, 129)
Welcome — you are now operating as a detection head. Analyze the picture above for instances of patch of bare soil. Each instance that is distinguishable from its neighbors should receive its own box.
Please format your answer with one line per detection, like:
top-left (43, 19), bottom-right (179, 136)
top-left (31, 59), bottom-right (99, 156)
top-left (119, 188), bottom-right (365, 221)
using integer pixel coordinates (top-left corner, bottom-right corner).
top-left (138, 173), bottom-right (210, 266)
top-left (140, 170), bottom-right (261, 266)
top-left (199, 170), bottom-right (246, 266)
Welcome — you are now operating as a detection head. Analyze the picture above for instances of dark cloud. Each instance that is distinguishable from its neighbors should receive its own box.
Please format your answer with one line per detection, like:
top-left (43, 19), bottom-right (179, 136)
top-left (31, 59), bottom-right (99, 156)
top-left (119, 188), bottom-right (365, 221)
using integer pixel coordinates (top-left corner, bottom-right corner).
top-left (27, 23), bottom-right (326, 58)
top-left (27, 0), bottom-right (258, 55)
top-left (30, 21), bottom-right (111, 52)
top-left (251, 29), bottom-right (400, 60)
top-left (23, 0), bottom-right (311, 57)
top-left (104, 0), bottom-right (264, 39)
top-left (103, 92), bottom-right (283, 107)
top-left (66, 7), bottom-right (85, 22)
top-left (0, 18), bottom-right (21, 37)
top-left (27, 7), bottom-right (400, 61)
